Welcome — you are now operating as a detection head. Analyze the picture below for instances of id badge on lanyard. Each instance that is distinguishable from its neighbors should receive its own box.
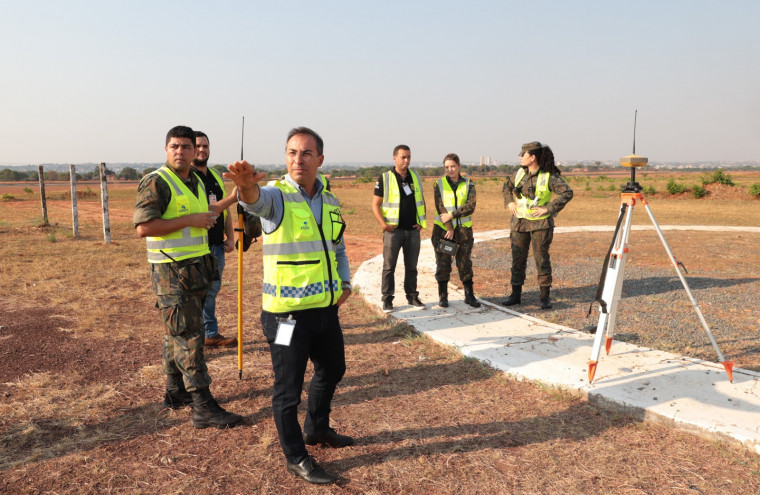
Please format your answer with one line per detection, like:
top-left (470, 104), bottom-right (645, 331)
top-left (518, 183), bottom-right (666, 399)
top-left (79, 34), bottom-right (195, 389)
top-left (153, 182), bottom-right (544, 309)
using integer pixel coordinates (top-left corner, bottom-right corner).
top-left (274, 316), bottom-right (295, 346)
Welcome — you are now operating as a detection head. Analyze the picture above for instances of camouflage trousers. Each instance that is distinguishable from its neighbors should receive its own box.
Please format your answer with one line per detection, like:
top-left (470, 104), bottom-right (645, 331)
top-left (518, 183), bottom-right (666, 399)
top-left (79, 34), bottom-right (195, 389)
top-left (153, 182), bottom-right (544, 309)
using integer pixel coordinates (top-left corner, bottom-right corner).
top-left (431, 225), bottom-right (474, 283)
top-left (509, 228), bottom-right (553, 288)
top-left (151, 254), bottom-right (217, 392)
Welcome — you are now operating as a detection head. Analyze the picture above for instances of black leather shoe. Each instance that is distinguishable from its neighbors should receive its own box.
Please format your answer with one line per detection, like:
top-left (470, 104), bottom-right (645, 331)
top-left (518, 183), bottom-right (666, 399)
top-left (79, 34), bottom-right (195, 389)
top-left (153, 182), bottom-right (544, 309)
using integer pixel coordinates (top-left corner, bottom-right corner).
top-left (287, 456), bottom-right (337, 485)
top-left (407, 296), bottom-right (425, 308)
top-left (382, 299), bottom-right (393, 313)
top-left (303, 428), bottom-right (355, 448)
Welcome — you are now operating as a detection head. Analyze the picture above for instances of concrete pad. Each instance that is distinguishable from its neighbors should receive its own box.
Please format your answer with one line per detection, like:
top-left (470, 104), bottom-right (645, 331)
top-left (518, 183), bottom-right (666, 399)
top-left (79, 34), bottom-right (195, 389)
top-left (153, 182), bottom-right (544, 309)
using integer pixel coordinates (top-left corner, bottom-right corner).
top-left (353, 227), bottom-right (760, 454)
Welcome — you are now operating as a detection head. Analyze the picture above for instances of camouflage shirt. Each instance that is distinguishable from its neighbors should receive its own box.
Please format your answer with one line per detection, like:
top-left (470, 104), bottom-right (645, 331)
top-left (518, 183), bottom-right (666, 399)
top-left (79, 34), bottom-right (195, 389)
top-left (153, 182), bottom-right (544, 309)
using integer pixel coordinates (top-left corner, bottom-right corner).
top-left (133, 165), bottom-right (202, 228)
top-left (133, 165), bottom-right (217, 297)
top-left (502, 168), bottom-right (573, 232)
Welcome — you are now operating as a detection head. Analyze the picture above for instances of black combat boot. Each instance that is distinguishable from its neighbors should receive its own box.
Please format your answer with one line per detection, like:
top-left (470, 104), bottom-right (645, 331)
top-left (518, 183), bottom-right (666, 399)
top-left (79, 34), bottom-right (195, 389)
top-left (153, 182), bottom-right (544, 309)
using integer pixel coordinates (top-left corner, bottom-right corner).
top-left (191, 388), bottom-right (243, 429)
top-left (501, 285), bottom-right (522, 306)
top-left (162, 373), bottom-right (193, 409)
top-left (438, 281), bottom-right (449, 308)
top-left (540, 286), bottom-right (552, 310)
top-left (463, 281), bottom-right (481, 308)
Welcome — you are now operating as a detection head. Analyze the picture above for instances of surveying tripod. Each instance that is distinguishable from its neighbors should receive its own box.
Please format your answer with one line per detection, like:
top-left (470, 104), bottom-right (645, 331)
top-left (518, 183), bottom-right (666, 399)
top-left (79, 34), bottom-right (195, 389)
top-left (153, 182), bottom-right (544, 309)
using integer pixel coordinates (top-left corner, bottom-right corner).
top-left (586, 156), bottom-right (734, 384)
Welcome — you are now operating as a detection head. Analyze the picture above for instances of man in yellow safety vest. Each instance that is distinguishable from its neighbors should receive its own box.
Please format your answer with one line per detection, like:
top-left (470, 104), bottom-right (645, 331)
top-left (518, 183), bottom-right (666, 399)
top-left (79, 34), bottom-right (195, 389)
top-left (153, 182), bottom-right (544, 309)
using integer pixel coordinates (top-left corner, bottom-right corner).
top-left (224, 127), bottom-right (352, 485)
top-left (371, 144), bottom-right (427, 313)
top-left (134, 125), bottom-right (243, 429)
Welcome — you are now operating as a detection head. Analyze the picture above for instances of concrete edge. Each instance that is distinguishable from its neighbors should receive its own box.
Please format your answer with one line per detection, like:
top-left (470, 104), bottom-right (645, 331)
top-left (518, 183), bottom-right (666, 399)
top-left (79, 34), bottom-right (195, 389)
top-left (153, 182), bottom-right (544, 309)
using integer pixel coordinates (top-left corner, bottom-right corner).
top-left (352, 227), bottom-right (760, 455)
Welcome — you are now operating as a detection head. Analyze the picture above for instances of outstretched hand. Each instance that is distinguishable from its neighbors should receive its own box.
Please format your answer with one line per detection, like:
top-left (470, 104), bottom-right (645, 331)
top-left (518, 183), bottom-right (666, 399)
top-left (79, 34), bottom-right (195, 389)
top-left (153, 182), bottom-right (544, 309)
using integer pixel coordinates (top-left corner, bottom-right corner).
top-left (223, 161), bottom-right (268, 203)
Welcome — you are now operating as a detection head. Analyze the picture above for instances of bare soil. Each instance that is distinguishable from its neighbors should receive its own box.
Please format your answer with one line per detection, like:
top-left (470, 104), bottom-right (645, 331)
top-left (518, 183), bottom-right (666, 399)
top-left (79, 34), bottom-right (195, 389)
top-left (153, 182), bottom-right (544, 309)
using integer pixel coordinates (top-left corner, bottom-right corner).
top-left (2, 178), bottom-right (760, 494)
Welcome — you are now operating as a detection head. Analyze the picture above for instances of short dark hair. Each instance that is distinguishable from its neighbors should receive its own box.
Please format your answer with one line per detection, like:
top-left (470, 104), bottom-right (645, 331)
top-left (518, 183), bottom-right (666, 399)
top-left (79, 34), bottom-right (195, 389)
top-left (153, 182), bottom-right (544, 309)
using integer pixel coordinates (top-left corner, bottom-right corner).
top-left (194, 130), bottom-right (209, 144)
top-left (443, 153), bottom-right (460, 166)
top-left (286, 127), bottom-right (323, 155)
top-left (166, 126), bottom-right (196, 146)
top-left (393, 144), bottom-right (410, 156)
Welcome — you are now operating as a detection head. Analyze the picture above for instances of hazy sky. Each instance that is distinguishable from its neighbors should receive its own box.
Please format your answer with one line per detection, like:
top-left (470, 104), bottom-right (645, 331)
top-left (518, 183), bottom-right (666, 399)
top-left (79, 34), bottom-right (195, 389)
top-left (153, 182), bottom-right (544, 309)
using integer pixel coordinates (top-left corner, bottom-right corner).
top-left (2, 0), bottom-right (759, 166)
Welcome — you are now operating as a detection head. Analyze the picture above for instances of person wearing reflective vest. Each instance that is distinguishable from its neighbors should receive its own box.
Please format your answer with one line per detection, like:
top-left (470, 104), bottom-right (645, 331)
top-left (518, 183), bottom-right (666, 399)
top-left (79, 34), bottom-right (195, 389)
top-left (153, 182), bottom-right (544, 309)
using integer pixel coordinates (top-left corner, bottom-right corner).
top-left (134, 125), bottom-right (243, 430)
top-left (432, 153), bottom-right (480, 308)
top-left (501, 141), bottom-right (573, 309)
top-left (371, 144), bottom-right (427, 313)
top-left (191, 130), bottom-right (238, 348)
top-left (224, 127), bottom-right (352, 485)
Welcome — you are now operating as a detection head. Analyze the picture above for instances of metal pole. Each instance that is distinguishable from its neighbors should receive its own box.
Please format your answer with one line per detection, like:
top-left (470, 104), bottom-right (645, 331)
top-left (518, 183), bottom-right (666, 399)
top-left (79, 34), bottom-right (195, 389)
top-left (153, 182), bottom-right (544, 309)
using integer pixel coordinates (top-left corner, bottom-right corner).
top-left (70, 164), bottom-right (79, 238)
top-left (99, 162), bottom-right (111, 244)
top-left (641, 200), bottom-right (731, 372)
top-left (237, 206), bottom-right (244, 379)
top-left (237, 115), bottom-right (245, 379)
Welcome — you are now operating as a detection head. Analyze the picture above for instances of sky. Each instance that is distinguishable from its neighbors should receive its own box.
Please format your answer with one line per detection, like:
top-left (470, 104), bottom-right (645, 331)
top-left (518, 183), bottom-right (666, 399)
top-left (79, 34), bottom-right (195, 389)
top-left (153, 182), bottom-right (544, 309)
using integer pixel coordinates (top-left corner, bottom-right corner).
top-left (2, 0), bottom-right (759, 167)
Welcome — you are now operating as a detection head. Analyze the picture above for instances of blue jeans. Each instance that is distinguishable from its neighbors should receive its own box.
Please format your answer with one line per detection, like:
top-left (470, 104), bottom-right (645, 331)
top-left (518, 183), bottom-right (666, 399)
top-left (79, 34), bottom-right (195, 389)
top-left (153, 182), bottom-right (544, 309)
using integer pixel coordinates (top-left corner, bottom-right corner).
top-left (203, 244), bottom-right (226, 338)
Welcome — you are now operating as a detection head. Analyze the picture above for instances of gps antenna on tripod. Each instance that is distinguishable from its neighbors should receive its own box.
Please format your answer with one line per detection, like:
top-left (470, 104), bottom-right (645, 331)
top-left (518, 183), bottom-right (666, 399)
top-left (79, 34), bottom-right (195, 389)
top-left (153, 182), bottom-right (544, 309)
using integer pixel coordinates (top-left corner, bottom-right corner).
top-left (240, 116), bottom-right (245, 161)
top-left (632, 109), bottom-right (637, 155)
top-left (586, 113), bottom-right (734, 384)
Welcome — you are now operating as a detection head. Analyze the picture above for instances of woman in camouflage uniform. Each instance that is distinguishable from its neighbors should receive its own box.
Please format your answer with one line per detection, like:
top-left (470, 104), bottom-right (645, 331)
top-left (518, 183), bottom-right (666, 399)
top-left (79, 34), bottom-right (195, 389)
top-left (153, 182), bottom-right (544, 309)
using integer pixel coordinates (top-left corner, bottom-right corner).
top-left (501, 142), bottom-right (573, 309)
top-left (432, 153), bottom-right (480, 308)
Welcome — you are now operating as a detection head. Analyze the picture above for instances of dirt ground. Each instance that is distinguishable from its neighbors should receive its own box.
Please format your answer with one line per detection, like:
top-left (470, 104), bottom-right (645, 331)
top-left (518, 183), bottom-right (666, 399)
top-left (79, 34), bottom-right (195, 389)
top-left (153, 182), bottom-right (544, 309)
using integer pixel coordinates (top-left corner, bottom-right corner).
top-left (2, 178), bottom-right (760, 494)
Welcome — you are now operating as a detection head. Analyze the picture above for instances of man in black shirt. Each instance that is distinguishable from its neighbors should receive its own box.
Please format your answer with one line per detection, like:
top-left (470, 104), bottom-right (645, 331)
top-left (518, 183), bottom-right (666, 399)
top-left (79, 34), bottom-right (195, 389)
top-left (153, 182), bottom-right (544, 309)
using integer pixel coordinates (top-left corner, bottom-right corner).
top-left (371, 145), bottom-right (427, 313)
top-left (192, 131), bottom-right (237, 347)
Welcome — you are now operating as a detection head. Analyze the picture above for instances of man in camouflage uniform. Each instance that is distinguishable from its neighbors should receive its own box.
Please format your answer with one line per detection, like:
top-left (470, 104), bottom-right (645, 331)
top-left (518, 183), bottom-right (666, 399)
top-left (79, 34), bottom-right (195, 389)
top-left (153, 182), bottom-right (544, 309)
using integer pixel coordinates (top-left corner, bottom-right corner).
top-left (501, 141), bottom-right (573, 309)
top-left (432, 153), bottom-right (480, 308)
top-left (134, 125), bottom-right (242, 429)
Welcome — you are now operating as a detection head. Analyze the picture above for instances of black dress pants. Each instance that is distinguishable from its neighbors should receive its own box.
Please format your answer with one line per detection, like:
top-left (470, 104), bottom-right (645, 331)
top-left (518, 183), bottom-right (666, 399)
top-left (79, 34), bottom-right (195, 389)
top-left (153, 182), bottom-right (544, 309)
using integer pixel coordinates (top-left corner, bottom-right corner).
top-left (261, 305), bottom-right (346, 464)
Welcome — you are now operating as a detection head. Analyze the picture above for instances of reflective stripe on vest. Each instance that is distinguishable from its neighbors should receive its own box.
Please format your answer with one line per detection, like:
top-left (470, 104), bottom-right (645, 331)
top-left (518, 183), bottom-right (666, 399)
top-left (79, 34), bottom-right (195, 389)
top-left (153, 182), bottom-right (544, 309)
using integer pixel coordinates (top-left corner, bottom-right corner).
top-left (434, 177), bottom-right (472, 229)
top-left (514, 169), bottom-right (551, 220)
top-left (145, 166), bottom-right (210, 263)
top-left (380, 170), bottom-right (427, 228)
top-left (261, 180), bottom-right (344, 313)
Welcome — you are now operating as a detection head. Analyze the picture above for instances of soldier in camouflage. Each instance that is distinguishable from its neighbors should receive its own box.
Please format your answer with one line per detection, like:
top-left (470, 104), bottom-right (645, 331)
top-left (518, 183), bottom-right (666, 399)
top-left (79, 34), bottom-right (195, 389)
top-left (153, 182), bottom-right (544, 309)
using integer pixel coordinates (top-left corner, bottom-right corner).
top-left (432, 153), bottom-right (480, 308)
top-left (501, 141), bottom-right (573, 309)
top-left (134, 125), bottom-right (243, 429)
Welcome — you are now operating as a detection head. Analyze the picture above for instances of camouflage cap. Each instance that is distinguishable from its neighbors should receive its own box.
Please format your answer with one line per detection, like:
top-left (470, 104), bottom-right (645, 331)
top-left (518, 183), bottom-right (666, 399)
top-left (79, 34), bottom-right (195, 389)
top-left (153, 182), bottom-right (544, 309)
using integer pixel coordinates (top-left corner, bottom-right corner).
top-left (520, 141), bottom-right (542, 156)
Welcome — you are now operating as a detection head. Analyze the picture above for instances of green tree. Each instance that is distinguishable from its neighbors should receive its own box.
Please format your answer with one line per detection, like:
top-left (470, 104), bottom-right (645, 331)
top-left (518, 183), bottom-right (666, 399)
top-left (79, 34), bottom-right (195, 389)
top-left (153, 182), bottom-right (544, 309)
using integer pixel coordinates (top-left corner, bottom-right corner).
top-left (118, 167), bottom-right (141, 180)
top-left (0, 168), bottom-right (25, 181)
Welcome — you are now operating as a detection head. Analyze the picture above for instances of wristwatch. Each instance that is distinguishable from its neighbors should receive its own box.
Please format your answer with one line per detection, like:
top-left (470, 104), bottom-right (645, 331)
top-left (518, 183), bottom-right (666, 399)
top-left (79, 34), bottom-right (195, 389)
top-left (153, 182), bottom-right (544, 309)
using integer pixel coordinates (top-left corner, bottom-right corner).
top-left (342, 282), bottom-right (352, 290)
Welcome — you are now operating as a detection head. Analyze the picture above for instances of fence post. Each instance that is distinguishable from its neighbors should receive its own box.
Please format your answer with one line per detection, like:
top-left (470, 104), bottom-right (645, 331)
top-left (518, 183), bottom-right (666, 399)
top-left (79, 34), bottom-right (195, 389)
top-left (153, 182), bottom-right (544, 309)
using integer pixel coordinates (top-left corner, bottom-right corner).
top-left (38, 165), bottom-right (49, 225)
top-left (99, 162), bottom-right (111, 244)
top-left (70, 164), bottom-right (79, 238)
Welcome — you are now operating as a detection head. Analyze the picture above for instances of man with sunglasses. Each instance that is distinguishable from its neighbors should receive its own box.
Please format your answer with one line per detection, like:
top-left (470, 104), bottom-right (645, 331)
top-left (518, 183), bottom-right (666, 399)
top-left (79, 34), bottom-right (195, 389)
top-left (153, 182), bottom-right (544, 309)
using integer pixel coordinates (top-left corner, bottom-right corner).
top-left (223, 127), bottom-right (352, 485)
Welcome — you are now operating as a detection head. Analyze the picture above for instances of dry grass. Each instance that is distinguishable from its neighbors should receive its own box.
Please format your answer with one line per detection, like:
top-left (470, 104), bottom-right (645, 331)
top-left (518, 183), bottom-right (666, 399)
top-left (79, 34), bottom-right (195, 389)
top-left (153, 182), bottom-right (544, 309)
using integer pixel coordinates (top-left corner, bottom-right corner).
top-left (1, 172), bottom-right (760, 493)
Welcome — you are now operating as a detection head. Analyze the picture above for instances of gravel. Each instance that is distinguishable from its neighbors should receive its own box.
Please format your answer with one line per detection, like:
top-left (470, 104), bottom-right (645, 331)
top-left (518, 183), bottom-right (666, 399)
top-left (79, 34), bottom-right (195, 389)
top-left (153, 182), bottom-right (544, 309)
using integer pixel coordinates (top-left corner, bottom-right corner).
top-left (470, 233), bottom-right (760, 370)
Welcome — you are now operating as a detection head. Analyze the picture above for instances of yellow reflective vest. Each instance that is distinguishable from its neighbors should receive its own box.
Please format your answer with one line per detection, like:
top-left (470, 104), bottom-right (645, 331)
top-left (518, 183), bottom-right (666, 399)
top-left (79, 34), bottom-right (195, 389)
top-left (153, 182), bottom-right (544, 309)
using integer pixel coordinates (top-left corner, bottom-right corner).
top-left (261, 180), bottom-right (344, 313)
top-left (434, 176), bottom-right (472, 229)
top-left (380, 170), bottom-right (427, 228)
top-left (145, 166), bottom-right (210, 263)
top-left (207, 167), bottom-right (227, 222)
top-left (514, 169), bottom-right (551, 220)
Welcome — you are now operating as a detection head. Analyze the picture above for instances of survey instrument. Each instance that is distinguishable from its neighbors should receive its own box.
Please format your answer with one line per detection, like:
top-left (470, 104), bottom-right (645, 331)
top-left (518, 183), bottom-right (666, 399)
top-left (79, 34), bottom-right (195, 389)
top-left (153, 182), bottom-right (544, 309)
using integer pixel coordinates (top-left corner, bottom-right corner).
top-left (587, 111), bottom-right (733, 383)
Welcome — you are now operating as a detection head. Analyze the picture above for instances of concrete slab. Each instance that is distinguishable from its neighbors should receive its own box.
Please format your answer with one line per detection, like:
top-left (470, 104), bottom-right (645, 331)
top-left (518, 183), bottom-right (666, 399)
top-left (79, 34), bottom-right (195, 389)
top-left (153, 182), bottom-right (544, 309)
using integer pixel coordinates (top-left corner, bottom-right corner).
top-left (353, 227), bottom-right (760, 454)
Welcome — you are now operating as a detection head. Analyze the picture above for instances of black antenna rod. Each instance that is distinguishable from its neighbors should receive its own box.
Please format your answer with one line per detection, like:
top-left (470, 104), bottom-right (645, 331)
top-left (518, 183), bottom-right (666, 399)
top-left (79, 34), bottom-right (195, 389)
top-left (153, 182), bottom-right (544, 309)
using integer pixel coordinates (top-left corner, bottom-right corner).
top-left (240, 116), bottom-right (245, 161)
top-left (632, 109), bottom-right (637, 155)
